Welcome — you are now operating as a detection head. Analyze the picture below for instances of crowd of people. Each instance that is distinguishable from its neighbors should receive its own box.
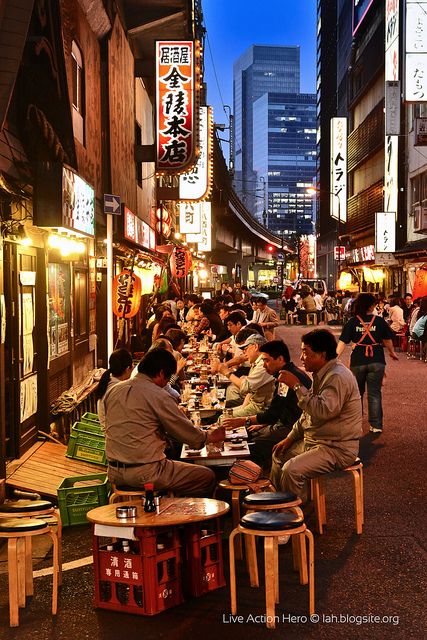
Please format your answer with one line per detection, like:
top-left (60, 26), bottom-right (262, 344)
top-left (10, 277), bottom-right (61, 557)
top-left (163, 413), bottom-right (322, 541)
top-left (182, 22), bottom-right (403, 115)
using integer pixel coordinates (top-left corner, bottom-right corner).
top-left (91, 280), bottom-right (427, 514)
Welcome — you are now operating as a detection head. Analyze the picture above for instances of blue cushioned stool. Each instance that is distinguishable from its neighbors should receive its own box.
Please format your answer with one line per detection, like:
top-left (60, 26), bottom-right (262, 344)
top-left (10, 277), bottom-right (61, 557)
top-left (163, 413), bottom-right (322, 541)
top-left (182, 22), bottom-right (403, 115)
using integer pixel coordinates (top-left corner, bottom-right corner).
top-left (229, 511), bottom-right (314, 629)
top-left (0, 518), bottom-right (59, 627)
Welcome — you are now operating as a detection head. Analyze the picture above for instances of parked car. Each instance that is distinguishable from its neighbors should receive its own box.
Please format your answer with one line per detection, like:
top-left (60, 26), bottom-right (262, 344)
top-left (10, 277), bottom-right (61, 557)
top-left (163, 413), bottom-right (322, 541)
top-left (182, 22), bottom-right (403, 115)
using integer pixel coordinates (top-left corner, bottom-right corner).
top-left (291, 279), bottom-right (328, 295)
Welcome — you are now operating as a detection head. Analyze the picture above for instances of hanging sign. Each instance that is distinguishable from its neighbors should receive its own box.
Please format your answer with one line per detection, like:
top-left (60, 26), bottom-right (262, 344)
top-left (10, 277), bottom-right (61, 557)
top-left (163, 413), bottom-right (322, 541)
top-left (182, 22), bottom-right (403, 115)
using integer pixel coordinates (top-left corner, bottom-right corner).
top-left (375, 211), bottom-right (396, 253)
top-left (330, 117), bottom-right (347, 222)
top-left (405, 0), bottom-right (427, 102)
top-left (179, 106), bottom-right (213, 201)
top-left (62, 166), bottom-right (95, 236)
top-left (186, 202), bottom-right (212, 251)
top-left (112, 269), bottom-right (142, 319)
top-left (156, 41), bottom-right (197, 173)
top-left (170, 247), bottom-right (191, 278)
top-left (179, 202), bottom-right (201, 234)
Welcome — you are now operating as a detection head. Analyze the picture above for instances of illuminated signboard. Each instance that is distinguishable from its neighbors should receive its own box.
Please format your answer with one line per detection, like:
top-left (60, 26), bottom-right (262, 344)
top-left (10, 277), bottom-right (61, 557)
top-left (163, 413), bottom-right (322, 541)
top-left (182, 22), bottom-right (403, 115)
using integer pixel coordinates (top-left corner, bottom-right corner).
top-left (385, 0), bottom-right (399, 82)
top-left (186, 202), bottom-right (212, 252)
top-left (124, 207), bottom-right (156, 251)
top-left (179, 202), bottom-right (201, 234)
top-left (179, 106), bottom-right (213, 201)
top-left (375, 211), bottom-right (396, 253)
top-left (347, 244), bottom-right (375, 264)
top-left (156, 41), bottom-right (197, 173)
top-left (352, 0), bottom-right (375, 36)
top-left (330, 117), bottom-right (347, 222)
top-left (405, 0), bottom-right (427, 101)
top-left (384, 134), bottom-right (398, 216)
top-left (62, 166), bottom-right (95, 236)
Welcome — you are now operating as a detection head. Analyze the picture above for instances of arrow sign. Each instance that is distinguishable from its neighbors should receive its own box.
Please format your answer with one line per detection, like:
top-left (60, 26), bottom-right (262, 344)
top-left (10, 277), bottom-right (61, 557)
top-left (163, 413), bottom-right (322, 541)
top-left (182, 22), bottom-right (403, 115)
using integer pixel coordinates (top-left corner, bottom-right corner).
top-left (104, 194), bottom-right (121, 215)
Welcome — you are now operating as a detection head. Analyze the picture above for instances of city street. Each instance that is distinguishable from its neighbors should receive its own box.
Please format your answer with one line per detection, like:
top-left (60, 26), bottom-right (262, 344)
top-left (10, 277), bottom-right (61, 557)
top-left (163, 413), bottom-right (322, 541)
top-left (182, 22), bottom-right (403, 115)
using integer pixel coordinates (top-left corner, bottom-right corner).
top-left (0, 324), bottom-right (425, 640)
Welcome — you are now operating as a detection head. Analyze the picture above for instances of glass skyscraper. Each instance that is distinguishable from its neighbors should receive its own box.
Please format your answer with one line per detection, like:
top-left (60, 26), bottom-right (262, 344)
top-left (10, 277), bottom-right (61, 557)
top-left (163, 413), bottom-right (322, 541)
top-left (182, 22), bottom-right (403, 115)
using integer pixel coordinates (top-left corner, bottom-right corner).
top-left (233, 45), bottom-right (316, 236)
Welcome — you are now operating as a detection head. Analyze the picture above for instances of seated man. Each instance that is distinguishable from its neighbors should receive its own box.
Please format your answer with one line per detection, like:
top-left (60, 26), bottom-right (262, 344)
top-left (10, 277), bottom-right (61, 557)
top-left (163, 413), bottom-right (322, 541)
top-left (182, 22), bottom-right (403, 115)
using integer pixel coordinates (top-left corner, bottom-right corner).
top-left (104, 348), bottom-right (225, 497)
top-left (222, 340), bottom-right (311, 468)
top-left (270, 329), bottom-right (362, 502)
top-left (218, 334), bottom-right (275, 417)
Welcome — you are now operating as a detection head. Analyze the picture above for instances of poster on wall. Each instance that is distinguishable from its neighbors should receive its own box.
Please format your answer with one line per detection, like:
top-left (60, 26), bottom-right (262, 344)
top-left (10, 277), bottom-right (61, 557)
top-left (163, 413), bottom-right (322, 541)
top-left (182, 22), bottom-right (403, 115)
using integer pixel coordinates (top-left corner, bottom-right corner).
top-left (21, 292), bottom-right (35, 376)
top-left (20, 374), bottom-right (37, 423)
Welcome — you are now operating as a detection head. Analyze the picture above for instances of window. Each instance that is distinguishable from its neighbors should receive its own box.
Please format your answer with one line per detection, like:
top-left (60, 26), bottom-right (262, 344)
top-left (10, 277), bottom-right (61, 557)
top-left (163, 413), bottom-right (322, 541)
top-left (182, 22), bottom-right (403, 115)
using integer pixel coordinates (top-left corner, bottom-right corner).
top-left (71, 41), bottom-right (84, 144)
top-left (48, 263), bottom-right (71, 359)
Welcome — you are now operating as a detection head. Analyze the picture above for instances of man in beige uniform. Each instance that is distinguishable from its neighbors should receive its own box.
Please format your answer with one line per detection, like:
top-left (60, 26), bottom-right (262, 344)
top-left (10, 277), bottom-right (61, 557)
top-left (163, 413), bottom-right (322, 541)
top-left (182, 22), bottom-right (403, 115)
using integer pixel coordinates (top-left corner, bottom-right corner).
top-left (270, 329), bottom-right (362, 502)
top-left (104, 348), bottom-right (225, 496)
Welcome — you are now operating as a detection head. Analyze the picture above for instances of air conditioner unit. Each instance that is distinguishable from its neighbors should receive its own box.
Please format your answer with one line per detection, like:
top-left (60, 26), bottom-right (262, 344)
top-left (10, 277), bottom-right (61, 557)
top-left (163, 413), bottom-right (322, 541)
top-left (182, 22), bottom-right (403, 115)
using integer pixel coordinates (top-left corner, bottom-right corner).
top-left (413, 206), bottom-right (427, 234)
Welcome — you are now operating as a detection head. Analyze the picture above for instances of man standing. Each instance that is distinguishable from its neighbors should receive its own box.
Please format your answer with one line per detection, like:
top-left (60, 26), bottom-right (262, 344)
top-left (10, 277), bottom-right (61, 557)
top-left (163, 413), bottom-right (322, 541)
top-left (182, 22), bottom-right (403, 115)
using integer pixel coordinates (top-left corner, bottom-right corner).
top-left (252, 297), bottom-right (279, 340)
top-left (104, 348), bottom-right (225, 496)
top-left (219, 334), bottom-right (275, 417)
top-left (270, 329), bottom-right (362, 502)
top-left (223, 340), bottom-right (311, 468)
top-left (402, 293), bottom-right (414, 323)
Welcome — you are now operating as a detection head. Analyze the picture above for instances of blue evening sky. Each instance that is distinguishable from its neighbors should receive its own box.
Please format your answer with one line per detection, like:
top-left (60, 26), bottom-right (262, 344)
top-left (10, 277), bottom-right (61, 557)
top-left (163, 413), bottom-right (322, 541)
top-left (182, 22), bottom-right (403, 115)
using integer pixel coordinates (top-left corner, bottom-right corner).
top-left (203, 0), bottom-right (317, 126)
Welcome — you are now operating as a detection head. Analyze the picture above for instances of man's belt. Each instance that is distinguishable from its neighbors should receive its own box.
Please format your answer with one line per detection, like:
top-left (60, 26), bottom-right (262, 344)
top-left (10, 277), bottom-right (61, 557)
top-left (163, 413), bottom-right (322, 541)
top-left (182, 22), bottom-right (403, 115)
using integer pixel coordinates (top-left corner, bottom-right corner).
top-left (107, 459), bottom-right (144, 468)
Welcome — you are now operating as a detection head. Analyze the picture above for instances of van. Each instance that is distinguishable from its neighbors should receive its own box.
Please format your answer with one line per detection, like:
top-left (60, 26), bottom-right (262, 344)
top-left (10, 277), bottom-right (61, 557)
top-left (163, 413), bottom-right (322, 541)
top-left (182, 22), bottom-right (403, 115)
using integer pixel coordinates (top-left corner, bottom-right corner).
top-left (292, 279), bottom-right (328, 295)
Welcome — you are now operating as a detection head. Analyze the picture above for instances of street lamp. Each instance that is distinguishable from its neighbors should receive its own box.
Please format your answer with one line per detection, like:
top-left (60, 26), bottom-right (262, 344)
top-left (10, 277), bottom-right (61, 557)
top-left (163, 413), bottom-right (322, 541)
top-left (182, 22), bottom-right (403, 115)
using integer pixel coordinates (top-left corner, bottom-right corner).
top-left (307, 187), bottom-right (342, 287)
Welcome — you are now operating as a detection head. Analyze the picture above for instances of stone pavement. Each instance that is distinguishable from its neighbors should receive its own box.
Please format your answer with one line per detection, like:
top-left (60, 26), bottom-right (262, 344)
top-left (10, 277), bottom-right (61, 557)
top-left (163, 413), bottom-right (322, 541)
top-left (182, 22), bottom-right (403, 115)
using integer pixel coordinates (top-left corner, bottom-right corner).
top-left (0, 323), bottom-right (426, 639)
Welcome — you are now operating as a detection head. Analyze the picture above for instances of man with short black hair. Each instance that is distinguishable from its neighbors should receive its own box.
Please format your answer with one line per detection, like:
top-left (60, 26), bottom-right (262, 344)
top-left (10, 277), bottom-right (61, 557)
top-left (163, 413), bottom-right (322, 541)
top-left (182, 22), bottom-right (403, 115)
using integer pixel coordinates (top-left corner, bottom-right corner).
top-left (223, 340), bottom-right (311, 467)
top-left (252, 298), bottom-right (279, 340)
top-left (104, 348), bottom-right (225, 496)
top-left (270, 329), bottom-right (362, 502)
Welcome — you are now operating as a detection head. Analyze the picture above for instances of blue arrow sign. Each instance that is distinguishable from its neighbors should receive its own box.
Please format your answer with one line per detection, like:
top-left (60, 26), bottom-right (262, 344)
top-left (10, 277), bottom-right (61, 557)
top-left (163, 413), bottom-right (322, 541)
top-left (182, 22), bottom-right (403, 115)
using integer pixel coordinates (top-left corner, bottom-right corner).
top-left (104, 194), bottom-right (121, 215)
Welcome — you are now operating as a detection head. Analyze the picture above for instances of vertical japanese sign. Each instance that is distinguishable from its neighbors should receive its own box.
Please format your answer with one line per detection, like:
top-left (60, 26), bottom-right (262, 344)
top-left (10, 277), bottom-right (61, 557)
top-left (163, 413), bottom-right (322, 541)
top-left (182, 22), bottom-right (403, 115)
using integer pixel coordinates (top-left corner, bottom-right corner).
top-left (330, 117), bottom-right (347, 222)
top-left (375, 211), bottom-right (396, 252)
top-left (179, 202), bottom-right (202, 234)
top-left (187, 202), bottom-right (212, 251)
top-left (179, 106), bottom-right (213, 200)
top-left (156, 41), bottom-right (196, 173)
top-left (405, 0), bottom-right (427, 101)
top-left (385, 0), bottom-right (399, 218)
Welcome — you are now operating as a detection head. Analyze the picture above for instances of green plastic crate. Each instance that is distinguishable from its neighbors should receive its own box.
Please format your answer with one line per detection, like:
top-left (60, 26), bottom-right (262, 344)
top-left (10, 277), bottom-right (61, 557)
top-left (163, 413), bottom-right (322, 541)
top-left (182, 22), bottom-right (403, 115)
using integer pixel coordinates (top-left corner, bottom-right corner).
top-left (82, 412), bottom-right (100, 422)
top-left (66, 425), bottom-right (106, 466)
top-left (72, 420), bottom-right (104, 436)
top-left (57, 473), bottom-right (110, 526)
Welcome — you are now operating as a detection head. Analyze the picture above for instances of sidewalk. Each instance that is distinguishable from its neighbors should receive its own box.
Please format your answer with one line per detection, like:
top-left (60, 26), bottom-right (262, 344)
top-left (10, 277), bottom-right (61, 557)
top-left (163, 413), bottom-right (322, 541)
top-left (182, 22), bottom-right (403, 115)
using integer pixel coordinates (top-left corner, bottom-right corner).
top-left (0, 324), bottom-right (425, 639)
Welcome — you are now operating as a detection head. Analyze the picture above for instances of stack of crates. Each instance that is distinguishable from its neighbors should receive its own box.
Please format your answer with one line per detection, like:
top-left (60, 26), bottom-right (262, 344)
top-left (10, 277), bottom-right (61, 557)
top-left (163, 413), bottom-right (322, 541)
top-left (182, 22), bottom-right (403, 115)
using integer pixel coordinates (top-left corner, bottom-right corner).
top-left (94, 527), bottom-right (183, 615)
top-left (57, 473), bottom-right (110, 526)
top-left (66, 413), bottom-right (106, 466)
top-left (183, 519), bottom-right (225, 597)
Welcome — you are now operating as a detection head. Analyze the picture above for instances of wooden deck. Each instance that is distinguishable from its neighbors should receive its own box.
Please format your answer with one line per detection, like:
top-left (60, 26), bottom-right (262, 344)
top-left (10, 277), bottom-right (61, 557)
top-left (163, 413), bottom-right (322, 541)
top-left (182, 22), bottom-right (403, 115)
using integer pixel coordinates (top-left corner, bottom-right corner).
top-left (5, 441), bottom-right (106, 499)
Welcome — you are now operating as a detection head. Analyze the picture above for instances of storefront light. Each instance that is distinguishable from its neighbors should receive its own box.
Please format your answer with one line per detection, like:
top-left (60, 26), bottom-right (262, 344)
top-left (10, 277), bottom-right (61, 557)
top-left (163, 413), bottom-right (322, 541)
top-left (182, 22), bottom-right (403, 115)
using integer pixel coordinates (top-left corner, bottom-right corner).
top-left (48, 234), bottom-right (85, 257)
top-left (199, 269), bottom-right (208, 280)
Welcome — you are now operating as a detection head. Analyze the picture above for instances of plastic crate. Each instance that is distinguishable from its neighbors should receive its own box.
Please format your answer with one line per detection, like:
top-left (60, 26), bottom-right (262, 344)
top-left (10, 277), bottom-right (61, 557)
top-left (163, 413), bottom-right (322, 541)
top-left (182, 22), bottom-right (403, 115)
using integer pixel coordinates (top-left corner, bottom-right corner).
top-left (82, 412), bottom-right (100, 423)
top-left (66, 422), bottom-right (106, 466)
top-left (72, 420), bottom-right (104, 436)
top-left (57, 473), bottom-right (110, 526)
top-left (93, 527), bottom-right (183, 615)
top-left (183, 520), bottom-right (225, 597)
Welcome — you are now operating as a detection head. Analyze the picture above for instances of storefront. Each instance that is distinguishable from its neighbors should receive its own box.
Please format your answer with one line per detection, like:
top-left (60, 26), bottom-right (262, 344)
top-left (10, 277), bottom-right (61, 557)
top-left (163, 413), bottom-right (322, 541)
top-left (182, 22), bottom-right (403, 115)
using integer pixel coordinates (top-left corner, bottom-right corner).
top-left (344, 244), bottom-right (398, 295)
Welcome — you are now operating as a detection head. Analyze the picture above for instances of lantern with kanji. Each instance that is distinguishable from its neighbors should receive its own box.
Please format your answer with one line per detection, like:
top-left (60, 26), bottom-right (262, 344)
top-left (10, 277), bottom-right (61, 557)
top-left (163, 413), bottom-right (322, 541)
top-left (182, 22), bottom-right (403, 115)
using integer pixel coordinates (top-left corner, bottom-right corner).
top-left (156, 205), bottom-right (171, 238)
top-left (112, 269), bottom-right (142, 318)
top-left (170, 246), bottom-right (191, 278)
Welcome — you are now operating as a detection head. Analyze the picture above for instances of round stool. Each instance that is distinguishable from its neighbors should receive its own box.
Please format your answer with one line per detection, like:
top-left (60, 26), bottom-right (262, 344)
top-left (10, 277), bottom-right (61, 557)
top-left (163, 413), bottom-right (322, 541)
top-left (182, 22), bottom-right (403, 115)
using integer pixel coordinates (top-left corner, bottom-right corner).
top-left (310, 459), bottom-right (364, 535)
top-left (229, 511), bottom-right (315, 629)
top-left (0, 518), bottom-right (59, 627)
top-left (0, 500), bottom-right (62, 586)
top-left (243, 492), bottom-right (304, 584)
top-left (109, 485), bottom-right (146, 504)
top-left (216, 478), bottom-right (274, 559)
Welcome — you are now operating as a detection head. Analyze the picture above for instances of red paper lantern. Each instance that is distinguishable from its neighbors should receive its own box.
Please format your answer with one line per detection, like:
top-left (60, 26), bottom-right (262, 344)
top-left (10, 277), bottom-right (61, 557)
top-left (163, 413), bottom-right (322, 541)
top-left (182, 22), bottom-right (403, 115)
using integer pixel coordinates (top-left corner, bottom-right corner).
top-left (112, 269), bottom-right (142, 318)
top-left (170, 247), bottom-right (191, 278)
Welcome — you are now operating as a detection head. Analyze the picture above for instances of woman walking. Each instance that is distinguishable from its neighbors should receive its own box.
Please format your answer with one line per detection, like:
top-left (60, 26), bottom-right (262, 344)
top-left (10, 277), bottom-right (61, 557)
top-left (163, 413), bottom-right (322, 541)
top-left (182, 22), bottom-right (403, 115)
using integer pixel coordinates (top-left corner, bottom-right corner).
top-left (336, 293), bottom-right (398, 434)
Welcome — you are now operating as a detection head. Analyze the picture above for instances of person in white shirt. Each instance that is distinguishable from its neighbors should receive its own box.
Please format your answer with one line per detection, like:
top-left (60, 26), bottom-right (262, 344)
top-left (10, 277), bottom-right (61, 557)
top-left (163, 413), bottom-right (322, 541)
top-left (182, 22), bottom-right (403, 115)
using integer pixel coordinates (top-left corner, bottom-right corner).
top-left (388, 298), bottom-right (405, 333)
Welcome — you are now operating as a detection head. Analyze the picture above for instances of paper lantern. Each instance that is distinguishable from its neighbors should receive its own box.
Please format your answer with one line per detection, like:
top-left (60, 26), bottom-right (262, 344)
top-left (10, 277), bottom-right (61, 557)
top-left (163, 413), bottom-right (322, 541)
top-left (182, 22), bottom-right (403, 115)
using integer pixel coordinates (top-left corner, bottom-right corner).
top-left (112, 269), bottom-right (142, 318)
top-left (413, 264), bottom-right (427, 299)
top-left (170, 247), bottom-right (191, 278)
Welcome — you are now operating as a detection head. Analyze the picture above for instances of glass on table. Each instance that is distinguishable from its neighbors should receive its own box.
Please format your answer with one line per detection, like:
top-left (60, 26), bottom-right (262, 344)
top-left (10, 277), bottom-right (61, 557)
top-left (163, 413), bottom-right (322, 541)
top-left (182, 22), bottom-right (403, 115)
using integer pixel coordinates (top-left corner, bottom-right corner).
top-left (191, 411), bottom-right (201, 427)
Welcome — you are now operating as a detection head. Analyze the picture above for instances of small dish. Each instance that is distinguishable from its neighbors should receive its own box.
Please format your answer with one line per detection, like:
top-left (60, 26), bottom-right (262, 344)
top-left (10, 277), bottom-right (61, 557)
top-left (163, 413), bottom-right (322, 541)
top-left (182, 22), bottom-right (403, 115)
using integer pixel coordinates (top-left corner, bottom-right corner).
top-left (186, 449), bottom-right (202, 456)
top-left (228, 442), bottom-right (246, 450)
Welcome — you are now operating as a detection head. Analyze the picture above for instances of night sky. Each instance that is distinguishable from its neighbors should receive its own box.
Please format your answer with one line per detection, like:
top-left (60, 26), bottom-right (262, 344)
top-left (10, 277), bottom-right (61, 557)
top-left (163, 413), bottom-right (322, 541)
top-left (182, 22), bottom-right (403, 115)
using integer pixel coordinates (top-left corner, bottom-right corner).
top-left (203, 0), bottom-right (317, 127)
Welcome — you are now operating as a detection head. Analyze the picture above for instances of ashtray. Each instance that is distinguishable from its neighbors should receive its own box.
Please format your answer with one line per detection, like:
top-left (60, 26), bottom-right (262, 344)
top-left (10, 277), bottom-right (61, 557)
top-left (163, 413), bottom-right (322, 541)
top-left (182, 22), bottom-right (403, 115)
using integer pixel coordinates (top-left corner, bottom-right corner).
top-left (116, 506), bottom-right (137, 519)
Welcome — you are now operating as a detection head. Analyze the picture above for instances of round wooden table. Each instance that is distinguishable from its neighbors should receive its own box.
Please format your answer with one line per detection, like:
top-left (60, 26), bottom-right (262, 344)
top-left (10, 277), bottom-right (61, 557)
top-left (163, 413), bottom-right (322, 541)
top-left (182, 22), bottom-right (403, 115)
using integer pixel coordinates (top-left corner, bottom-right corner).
top-left (87, 497), bottom-right (229, 527)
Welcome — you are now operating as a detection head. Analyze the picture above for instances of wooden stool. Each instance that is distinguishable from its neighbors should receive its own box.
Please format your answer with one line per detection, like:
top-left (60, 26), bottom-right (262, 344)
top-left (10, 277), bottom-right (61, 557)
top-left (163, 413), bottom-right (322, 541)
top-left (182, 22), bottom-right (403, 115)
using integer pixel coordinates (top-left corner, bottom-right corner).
top-left (109, 484), bottom-right (146, 504)
top-left (306, 312), bottom-right (318, 325)
top-left (242, 492), bottom-right (306, 585)
top-left (0, 500), bottom-right (62, 586)
top-left (0, 518), bottom-right (59, 627)
top-left (216, 478), bottom-right (273, 559)
top-left (229, 511), bottom-right (314, 629)
top-left (310, 459), bottom-right (364, 535)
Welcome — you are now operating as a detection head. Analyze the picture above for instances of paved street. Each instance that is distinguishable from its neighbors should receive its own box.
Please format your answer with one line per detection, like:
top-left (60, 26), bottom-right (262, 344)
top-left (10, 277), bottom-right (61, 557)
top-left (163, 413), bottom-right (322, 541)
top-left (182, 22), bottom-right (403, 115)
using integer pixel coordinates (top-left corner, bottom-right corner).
top-left (0, 324), bottom-right (426, 639)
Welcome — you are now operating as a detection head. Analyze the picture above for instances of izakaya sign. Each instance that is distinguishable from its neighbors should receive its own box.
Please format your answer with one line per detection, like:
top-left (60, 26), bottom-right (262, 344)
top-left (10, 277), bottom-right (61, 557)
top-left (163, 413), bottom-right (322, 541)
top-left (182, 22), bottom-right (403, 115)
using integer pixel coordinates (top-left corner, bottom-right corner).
top-left (179, 106), bottom-right (213, 201)
top-left (405, 0), bottom-right (427, 101)
top-left (186, 202), bottom-right (212, 252)
top-left (375, 211), bottom-right (396, 253)
top-left (179, 202), bottom-right (201, 234)
top-left (170, 247), bottom-right (192, 278)
top-left (112, 270), bottom-right (142, 319)
top-left (156, 41), bottom-right (197, 173)
top-left (330, 117), bottom-right (347, 223)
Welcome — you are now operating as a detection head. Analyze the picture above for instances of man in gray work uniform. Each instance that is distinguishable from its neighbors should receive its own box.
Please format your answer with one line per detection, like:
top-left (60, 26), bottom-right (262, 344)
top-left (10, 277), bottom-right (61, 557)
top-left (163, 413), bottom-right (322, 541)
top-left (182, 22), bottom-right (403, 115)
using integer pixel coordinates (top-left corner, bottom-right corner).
top-left (104, 348), bottom-right (225, 496)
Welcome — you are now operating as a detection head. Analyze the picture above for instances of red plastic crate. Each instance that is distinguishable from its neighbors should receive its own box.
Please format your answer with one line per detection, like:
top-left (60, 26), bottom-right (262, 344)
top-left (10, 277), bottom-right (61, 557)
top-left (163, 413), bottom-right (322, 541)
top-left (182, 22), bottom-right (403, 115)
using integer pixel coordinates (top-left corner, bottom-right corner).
top-left (183, 520), bottom-right (226, 597)
top-left (93, 527), bottom-right (183, 615)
